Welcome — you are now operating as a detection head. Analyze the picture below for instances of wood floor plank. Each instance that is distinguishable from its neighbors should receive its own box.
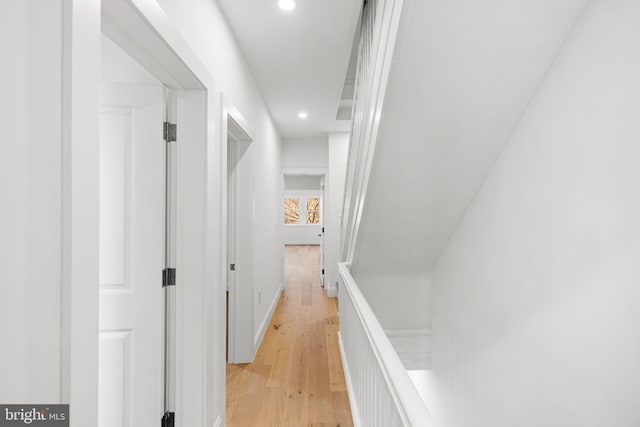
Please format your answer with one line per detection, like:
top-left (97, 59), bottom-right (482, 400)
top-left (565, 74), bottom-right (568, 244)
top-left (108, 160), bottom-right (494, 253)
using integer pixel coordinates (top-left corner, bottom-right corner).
top-left (256, 386), bottom-right (287, 427)
top-left (227, 245), bottom-right (353, 426)
top-left (227, 364), bottom-right (271, 426)
top-left (225, 363), bottom-right (246, 420)
top-left (307, 321), bottom-right (333, 424)
top-left (326, 323), bottom-right (347, 392)
top-left (331, 391), bottom-right (354, 427)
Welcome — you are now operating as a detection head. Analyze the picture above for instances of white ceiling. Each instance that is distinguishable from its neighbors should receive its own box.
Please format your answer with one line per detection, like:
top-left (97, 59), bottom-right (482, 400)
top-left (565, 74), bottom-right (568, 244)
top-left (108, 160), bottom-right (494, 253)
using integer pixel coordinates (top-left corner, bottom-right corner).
top-left (217, 0), bottom-right (362, 138)
top-left (351, 0), bottom-right (591, 276)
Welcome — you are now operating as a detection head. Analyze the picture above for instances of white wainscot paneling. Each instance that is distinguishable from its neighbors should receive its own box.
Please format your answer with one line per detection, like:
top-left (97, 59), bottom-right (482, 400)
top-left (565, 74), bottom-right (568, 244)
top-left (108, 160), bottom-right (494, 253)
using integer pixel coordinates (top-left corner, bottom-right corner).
top-left (338, 263), bottom-right (437, 426)
top-left (385, 329), bottom-right (431, 370)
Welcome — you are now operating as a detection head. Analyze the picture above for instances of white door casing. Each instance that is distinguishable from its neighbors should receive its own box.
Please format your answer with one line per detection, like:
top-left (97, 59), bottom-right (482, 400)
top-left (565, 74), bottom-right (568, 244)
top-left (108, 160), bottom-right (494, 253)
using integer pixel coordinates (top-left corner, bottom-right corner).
top-left (163, 88), bottom-right (178, 420)
top-left (98, 81), bottom-right (165, 427)
top-left (281, 169), bottom-right (328, 287)
top-left (65, 1), bottom-right (218, 425)
top-left (226, 136), bottom-right (237, 362)
top-left (226, 113), bottom-right (254, 364)
top-left (319, 176), bottom-right (326, 286)
top-left (320, 223), bottom-right (325, 287)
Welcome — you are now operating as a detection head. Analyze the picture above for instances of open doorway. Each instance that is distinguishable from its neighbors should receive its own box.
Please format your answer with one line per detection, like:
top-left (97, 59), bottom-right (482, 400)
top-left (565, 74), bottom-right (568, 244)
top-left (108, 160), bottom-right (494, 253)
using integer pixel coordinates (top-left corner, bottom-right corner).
top-left (99, 32), bottom-right (180, 427)
top-left (63, 0), bottom-right (218, 423)
top-left (226, 110), bottom-right (254, 364)
top-left (282, 172), bottom-right (326, 287)
top-left (96, 1), bottom-right (206, 425)
top-left (99, 30), bottom-right (174, 425)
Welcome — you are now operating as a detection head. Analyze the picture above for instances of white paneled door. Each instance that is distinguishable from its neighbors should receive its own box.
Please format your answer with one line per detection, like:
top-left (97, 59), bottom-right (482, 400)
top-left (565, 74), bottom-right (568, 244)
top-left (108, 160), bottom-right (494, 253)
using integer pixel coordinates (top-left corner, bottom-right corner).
top-left (98, 81), bottom-right (165, 427)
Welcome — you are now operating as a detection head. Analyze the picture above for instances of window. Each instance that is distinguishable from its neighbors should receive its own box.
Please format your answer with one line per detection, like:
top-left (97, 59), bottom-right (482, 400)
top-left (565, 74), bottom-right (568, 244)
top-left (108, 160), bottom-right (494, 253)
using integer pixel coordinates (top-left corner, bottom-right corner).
top-left (284, 198), bottom-right (300, 224)
top-left (284, 196), bottom-right (321, 225)
top-left (307, 198), bottom-right (320, 224)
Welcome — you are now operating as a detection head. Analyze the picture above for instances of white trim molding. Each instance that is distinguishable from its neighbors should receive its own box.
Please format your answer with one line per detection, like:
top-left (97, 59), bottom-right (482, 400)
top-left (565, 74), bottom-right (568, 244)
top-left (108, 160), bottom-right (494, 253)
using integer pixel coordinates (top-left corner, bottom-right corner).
top-left (341, 0), bottom-right (405, 264)
top-left (254, 282), bottom-right (284, 350)
top-left (327, 284), bottom-right (339, 298)
top-left (338, 263), bottom-right (437, 426)
top-left (338, 331), bottom-right (362, 427)
top-left (62, 0), bottom-right (225, 425)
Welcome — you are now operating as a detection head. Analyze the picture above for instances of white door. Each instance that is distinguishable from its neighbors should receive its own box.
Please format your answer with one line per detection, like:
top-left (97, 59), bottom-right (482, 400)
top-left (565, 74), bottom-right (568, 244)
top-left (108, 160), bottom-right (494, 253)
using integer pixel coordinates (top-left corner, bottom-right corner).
top-left (98, 81), bottom-right (165, 427)
top-left (318, 178), bottom-right (325, 286)
top-left (319, 223), bottom-right (325, 287)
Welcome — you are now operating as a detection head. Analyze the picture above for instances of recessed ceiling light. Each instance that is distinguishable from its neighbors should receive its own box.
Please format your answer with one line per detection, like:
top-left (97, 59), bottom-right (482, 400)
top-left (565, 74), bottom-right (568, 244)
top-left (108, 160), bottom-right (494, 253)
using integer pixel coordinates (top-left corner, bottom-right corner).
top-left (298, 111), bottom-right (308, 119)
top-left (278, 0), bottom-right (296, 12)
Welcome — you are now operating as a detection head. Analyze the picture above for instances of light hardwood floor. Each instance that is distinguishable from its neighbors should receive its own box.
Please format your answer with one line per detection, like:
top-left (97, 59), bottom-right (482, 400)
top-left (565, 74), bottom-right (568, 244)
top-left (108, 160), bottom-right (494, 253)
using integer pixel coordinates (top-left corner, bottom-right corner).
top-left (227, 245), bottom-right (353, 427)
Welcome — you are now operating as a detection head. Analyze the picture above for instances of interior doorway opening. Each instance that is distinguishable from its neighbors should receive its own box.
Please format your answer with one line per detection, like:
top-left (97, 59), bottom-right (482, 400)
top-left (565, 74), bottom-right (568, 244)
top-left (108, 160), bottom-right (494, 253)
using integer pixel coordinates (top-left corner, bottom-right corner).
top-left (98, 32), bottom-right (177, 426)
top-left (226, 112), bottom-right (254, 364)
top-left (95, 0), bottom-right (208, 424)
top-left (282, 172), bottom-right (326, 287)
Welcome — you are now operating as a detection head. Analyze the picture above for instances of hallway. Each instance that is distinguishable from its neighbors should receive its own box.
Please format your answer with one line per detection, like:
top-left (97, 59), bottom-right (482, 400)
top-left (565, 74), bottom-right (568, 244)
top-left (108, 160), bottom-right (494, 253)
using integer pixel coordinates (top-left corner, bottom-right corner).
top-left (226, 245), bottom-right (353, 426)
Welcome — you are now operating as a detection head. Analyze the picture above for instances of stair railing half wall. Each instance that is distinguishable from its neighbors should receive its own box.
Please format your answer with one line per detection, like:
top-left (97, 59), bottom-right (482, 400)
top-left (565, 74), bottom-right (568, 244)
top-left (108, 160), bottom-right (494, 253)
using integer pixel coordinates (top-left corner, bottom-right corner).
top-left (338, 263), bottom-right (437, 426)
top-left (341, 0), bottom-right (404, 264)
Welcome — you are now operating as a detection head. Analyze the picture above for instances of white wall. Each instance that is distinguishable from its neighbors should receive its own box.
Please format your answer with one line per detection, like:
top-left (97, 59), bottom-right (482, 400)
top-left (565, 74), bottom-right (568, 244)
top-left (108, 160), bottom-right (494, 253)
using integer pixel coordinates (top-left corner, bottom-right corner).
top-left (282, 137), bottom-right (328, 168)
top-left (0, 0), bottom-right (63, 403)
top-left (284, 174), bottom-right (323, 190)
top-left (428, 1), bottom-right (640, 425)
top-left (355, 273), bottom-right (430, 331)
top-left (326, 133), bottom-right (349, 296)
top-left (1, 0), bottom-right (283, 425)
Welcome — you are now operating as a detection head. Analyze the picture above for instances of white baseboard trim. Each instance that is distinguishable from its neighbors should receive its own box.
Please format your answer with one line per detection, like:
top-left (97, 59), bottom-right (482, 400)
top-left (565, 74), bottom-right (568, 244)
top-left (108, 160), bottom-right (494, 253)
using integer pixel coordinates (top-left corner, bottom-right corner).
top-left (338, 332), bottom-right (362, 427)
top-left (253, 282), bottom-right (284, 350)
top-left (326, 285), bottom-right (338, 297)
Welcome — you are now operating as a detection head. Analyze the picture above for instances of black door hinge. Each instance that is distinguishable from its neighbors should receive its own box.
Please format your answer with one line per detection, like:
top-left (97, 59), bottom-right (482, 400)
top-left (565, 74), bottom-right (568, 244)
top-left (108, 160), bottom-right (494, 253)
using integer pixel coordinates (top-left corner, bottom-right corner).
top-left (322, 227), bottom-right (325, 233)
top-left (162, 411), bottom-right (175, 427)
top-left (322, 269), bottom-right (325, 275)
top-left (230, 263), bottom-right (236, 271)
top-left (163, 268), bottom-right (176, 287)
top-left (163, 122), bottom-right (177, 142)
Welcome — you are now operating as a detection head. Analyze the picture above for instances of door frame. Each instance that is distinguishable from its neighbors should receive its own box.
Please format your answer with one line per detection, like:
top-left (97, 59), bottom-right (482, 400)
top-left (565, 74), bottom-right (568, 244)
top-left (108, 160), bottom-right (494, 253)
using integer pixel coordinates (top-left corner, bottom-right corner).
top-left (61, 0), bottom-right (223, 425)
top-left (281, 168), bottom-right (328, 286)
top-left (222, 99), bottom-right (254, 364)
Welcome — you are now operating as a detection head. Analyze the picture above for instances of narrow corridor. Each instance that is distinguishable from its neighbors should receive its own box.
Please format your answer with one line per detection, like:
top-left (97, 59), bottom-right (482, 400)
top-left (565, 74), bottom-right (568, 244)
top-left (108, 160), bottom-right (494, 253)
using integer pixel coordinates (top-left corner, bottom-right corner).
top-left (226, 245), bottom-right (353, 426)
